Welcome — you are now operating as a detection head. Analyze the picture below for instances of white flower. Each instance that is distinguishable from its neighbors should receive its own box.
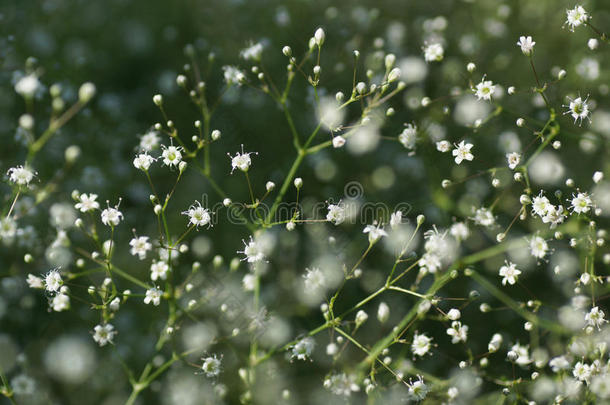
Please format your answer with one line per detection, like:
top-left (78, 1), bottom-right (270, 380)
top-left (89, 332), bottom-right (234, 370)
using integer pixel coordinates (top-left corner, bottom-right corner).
top-left (436, 140), bottom-right (451, 152)
top-left (238, 236), bottom-right (265, 263)
top-left (240, 42), bottom-right (264, 61)
top-left (303, 267), bottom-right (326, 292)
top-left (7, 166), bottom-right (36, 185)
top-left (228, 146), bottom-right (255, 173)
top-left (324, 373), bottom-right (360, 397)
top-left (506, 152), bottom-right (521, 170)
top-left (446, 321), bottom-right (468, 344)
top-left (182, 201), bottom-right (212, 228)
top-left (14, 74), bottom-right (40, 98)
top-left (549, 356), bottom-right (570, 372)
top-left (52, 293), bottom-right (70, 311)
top-left (133, 153), bottom-right (155, 171)
top-left (150, 261), bottom-right (169, 281)
top-left (407, 376), bottom-right (428, 401)
top-left (161, 145), bottom-right (183, 167)
top-left (447, 308), bottom-right (461, 320)
top-left (541, 204), bottom-right (566, 228)
top-left (390, 211), bottom-right (402, 229)
top-left (355, 310), bottom-right (369, 326)
top-left (452, 141), bottom-right (474, 164)
top-left (101, 204), bottom-right (123, 226)
top-left (314, 27), bottom-right (325, 46)
top-left (326, 203), bottom-right (346, 225)
top-left (573, 361), bottom-right (591, 382)
top-left (363, 223), bottom-right (388, 244)
top-left (398, 124), bottom-right (417, 150)
top-left (564, 96), bottom-right (591, 125)
top-left (412, 333), bottom-right (433, 357)
top-left (75, 193), bottom-right (100, 213)
top-left (488, 333), bottom-right (503, 352)
top-left (473, 207), bottom-right (495, 227)
top-left (570, 192), bottom-right (592, 214)
top-left (566, 5), bottom-right (589, 31)
top-left (529, 235), bottom-right (549, 259)
top-left (26, 274), bottom-right (44, 289)
top-left (499, 261), bottom-right (521, 285)
top-left (45, 269), bottom-right (63, 292)
top-left (450, 222), bottom-right (469, 241)
top-left (532, 193), bottom-right (551, 217)
top-left (585, 306), bottom-right (607, 330)
top-left (92, 324), bottom-right (117, 346)
top-left (474, 79), bottom-right (496, 101)
top-left (332, 136), bottom-right (346, 148)
top-left (516, 36), bottom-right (535, 55)
top-left (511, 343), bottom-right (532, 366)
top-left (377, 302), bottom-right (390, 323)
top-left (201, 355), bottom-right (222, 377)
top-left (222, 65), bottom-right (245, 86)
top-left (423, 43), bottom-right (444, 62)
top-left (144, 288), bottom-right (162, 306)
top-left (291, 337), bottom-right (315, 360)
top-left (139, 131), bottom-right (160, 151)
top-left (129, 236), bottom-right (152, 260)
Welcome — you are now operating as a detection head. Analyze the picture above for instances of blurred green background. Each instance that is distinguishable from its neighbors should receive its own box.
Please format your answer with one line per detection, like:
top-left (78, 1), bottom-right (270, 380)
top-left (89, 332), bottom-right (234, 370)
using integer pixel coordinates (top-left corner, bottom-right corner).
top-left (1, 0), bottom-right (609, 404)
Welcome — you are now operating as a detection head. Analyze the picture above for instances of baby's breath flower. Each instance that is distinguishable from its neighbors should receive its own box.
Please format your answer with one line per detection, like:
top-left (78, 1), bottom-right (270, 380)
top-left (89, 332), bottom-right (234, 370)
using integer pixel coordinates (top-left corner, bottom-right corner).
top-left (570, 192), bottom-right (592, 214)
top-left (529, 234), bottom-right (549, 259)
top-left (133, 153), bottom-right (155, 171)
top-left (26, 274), bottom-right (44, 289)
top-left (238, 236), bottom-right (264, 263)
top-left (51, 293), bottom-right (70, 311)
top-left (228, 146), bottom-right (256, 173)
top-left (423, 43), bottom-right (444, 62)
top-left (446, 321), bottom-right (468, 344)
top-left (363, 223), bottom-right (388, 244)
top-left (474, 78), bottom-right (496, 101)
top-left (240, 42), bottom-right (264, 61)
top-left (398, 123), bottom-right (417, 150)
top-left (326, 202), bottom-right (345, 225)
top-left (563, 95), bottom-right (591, 125)
top-left (129, 236), bottom-right (152, 260)
top-left (92, 323), bottom-right (117, 346)
top-left (101, 202), bottom-right (123, 226)
top-left (182, 200), bottom-right (212, 228)
top-left (14, 74), bottom-right (40, 98)
top-left (303, 267), bottom-right (326, 292)
top-left (201, 354), bottom-right (222, 377)
top-left (161, 144), bottom-right (183, 167)
top-left (222, 65), bottom-right (246, 86)
top-left (291, 337), bottom-right (315, 360)
top-left (44, 269), bottom-right (63, 292)
top-left (407, 376), bottom-right (428, 401)
top-left (411, 333), bottom-right (433, 357)
top-left (516, 36), bottom-right (535, 55)
top-left (566, 5), bottom-right (589, 31)
top-left (506, 152), bottom-right (521, 170)
top-left (7, 165), bottom-right (36, 185)
top-left (499, 261), bottom-right (521, 285)
top-left (139, 131), bottom-right (160, 151)
top-left (144, 287), bottom-right (162, 306)
top-left (452, 141), bottom-right (474, 164)
top-left (585, 306), bottom-right (607, 330)
top-left (150, 261), bottom-right (169, 281)
top-left (74, 193), bottom-right (99, 213)
top-left (324, 373), bottom-right (360, 397)
top-left (436, 140), bottom-right (451, 152)
top-left (332, 136), bottom-right (346, 148)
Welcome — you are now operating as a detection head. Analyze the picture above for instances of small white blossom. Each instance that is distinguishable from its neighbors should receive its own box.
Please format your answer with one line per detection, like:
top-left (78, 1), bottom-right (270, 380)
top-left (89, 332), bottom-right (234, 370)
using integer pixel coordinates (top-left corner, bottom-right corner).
top-left (228, 146), bottom-right (255, 173)
top-left (201, 355), bottom-right (222, 377)
top-left (473, 207), bottom-right (495, 227)
top-left (324, 373), bottom-right (360, 397)
top-left (407, 376), bottom-right (428, 401)
top-left (474, 78), bottom-right (496, 101)
top-left (133, 153), bottom-right (155, 171)
top-left (529, 235), bottom-right (549, 259)
top-left (436, 140), bottom-right (451, 152)
top-left (150, 261), bottom-right (169, 281)
top-left (447, 308), bottom-right (461, 321)
top-left (240, 42), bottom-right (264, 61)
top-left (51, 293), bottom-right (70, 312)
top-left (129, 236), bottom-right (152, 260)
top-left (238, 236), bottom-right (265, 263)
top-left (398, 124), bottom-right (417, 150)
top-left (412, 333), bottom-right (433, 357)
top-left (363, 223), bottom-right (388, 244)
top-left (573, 361), bottom-right (591, 382)
top-left (506, 152), bottom-right (521, 170)
top-left (585, 306), bottom-right (607, 330)
top-left (326, 203), bottom-right (346, 225)
top-left (26, 274), bottom-right (44, 289)
top-left (291, 337), bottom-right (315, 360)
top-left (144, 287), bottom-right (162, 306)
top-left (423, 43), bottom-right (444, 62)
top-left (161, 145), bottom-right (183, 167)
top-left (139, 131), bottom-right (160, 151)
top-left (452, 141), bottom-right (474, 164)
top-left (303, 267), bottom-right (326, 292)
top-left (516, 36), bottom-right (535, 55)
top-left (390, 211), bottom-right (402, 229)
top-left (222, 65), bottom-right (246, 86)
top-left (564, 96), bottom-right (591, 125)
top-left (15, 74), bottom-right (40, 98)
top-left (566, 5), bottom-right (589, 31)
top-left (7, 166), bottom-right (36, 185)
top-left (182, 201), bottom-right (212, 228)
top-left (75, 193), bottom-right (100, 213)
top-left (101, 204), bottom-right (123, 226)
top-left (446, 321), bottom-right (468, 344)
top-left (570, 192), bottom-right (592, 214)
top-left (44, 269), bottom-right (63, 292)
top-left (499, 261), bottom-right (521, 285)
top-left (92, 323), bottom-right (117, 346)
